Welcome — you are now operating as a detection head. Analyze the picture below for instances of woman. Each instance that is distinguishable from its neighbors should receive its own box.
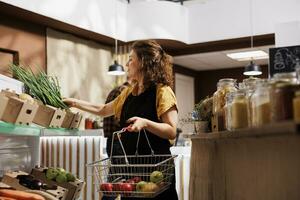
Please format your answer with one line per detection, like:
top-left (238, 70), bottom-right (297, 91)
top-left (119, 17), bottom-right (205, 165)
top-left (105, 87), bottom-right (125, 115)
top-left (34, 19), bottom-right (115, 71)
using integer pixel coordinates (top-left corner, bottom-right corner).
top-left (64, 40), bottom-right (178, 199)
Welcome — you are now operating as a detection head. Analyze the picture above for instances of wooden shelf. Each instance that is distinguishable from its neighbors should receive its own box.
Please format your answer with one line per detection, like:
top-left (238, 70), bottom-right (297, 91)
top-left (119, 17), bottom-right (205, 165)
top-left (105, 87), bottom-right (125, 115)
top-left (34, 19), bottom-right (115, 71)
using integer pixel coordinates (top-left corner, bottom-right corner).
top-left (189, 120), bottom-right (299, 140)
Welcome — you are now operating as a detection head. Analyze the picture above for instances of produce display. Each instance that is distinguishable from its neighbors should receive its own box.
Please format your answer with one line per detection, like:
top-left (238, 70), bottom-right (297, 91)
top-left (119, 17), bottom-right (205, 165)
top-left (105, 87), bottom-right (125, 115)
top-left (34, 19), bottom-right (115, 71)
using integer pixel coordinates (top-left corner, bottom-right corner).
top-left (0, 67), bottom-right (83, 129)
top-left (31, 167), bottom-right (85, 200)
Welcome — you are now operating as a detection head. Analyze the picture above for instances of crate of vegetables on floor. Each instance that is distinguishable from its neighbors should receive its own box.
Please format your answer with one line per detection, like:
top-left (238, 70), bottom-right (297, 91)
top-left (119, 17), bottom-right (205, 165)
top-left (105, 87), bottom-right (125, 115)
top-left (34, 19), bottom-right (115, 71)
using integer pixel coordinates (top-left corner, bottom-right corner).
top-left (31, 167), bottom-right (84, 200)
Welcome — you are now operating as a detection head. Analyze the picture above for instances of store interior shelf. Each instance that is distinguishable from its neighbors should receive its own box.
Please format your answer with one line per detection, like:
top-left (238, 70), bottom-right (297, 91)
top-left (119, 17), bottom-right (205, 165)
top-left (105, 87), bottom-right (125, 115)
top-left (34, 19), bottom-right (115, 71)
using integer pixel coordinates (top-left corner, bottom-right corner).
top-left (0, 121), bottom-right (103, 137)
top-left (188, 120), bottom-right (300, 140)
top-left (41, 128), bottom-right (103, 137)
top-left (0, 121), bottom-right (40, 136)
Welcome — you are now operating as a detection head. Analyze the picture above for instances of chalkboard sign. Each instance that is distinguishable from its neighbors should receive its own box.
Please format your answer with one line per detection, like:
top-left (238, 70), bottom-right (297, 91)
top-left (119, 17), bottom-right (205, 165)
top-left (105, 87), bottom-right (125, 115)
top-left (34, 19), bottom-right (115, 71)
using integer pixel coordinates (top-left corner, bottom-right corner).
top-left (269, 45), bottom-right (300, 77)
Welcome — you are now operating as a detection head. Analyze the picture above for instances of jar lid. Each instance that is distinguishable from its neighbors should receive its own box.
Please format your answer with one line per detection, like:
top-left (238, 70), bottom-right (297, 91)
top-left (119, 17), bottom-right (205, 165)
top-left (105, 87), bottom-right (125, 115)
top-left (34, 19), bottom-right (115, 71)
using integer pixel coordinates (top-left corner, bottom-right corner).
top-left (276, 82), bottom-right (293, 88)
top-left (217, 78), bottom-right (237, 87)
top-left (273, 72), bottom-right (297, 84)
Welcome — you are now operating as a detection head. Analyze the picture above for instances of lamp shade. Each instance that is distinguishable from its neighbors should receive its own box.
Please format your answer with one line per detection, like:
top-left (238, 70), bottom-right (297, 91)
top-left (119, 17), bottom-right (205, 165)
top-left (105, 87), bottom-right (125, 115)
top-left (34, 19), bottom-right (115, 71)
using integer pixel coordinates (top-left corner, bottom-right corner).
top-left (108, 60), bottom-right (125, 76)
top-left (243, 61), bottom-right (262, 76)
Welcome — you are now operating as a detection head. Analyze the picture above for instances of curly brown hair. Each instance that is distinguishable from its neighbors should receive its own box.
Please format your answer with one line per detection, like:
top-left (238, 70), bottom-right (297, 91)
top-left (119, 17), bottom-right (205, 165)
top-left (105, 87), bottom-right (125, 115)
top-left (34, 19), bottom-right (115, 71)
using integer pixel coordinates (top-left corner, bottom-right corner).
top-left (131, 40), bottom-right (173, 88)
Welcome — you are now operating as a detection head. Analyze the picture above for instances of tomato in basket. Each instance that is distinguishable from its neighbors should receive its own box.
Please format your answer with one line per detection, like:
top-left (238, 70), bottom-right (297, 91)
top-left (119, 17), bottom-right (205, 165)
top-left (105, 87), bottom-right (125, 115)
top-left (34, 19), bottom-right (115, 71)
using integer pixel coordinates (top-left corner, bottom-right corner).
top-left (100, 183), bottom-right (113, 191)
top-left (132, 177), bottom-right (142, 183)
top-left (122, 183), bottom-right (133, 192)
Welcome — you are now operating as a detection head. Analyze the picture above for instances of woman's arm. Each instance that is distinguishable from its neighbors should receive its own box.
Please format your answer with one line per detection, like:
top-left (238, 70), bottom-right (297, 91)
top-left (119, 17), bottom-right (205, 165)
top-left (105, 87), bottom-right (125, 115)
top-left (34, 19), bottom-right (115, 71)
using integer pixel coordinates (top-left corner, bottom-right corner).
top-left (126, 106), bottom-right (178, 140)
top-left (63, 98), bottom-right (115, 117)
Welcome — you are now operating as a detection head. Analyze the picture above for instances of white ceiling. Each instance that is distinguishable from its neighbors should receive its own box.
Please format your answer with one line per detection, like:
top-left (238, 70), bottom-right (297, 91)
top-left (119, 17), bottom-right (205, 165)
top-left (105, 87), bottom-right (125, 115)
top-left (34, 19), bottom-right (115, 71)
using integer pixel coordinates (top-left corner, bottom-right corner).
top-left (173, 45), bottom-right (274, 71)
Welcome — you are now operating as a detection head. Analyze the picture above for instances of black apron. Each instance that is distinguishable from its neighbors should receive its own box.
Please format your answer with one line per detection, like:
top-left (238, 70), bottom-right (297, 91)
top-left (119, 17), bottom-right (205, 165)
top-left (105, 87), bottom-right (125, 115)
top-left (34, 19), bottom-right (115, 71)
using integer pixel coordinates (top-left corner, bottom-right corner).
top-left (118, 84), bottom-right (178, 200)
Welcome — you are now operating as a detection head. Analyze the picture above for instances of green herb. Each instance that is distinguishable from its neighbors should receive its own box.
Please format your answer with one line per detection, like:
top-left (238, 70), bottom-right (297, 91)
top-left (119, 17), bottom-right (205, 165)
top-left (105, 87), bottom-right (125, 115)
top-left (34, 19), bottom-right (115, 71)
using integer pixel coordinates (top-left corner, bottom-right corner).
top-left (10, 64), bottom-right (68, 109)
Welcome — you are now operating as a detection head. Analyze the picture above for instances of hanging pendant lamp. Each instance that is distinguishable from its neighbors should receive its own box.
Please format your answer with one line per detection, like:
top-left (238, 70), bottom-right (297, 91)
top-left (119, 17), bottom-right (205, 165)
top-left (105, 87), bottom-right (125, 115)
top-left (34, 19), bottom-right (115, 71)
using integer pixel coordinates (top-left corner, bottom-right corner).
top-left (108, 60), bottom-right (125, 75)
top-left (243, 0), bottom-right (262, 76)
top-left (243, 60), bottom-right (262, 76)
top-left (108, 39), bottom-right (125, 76)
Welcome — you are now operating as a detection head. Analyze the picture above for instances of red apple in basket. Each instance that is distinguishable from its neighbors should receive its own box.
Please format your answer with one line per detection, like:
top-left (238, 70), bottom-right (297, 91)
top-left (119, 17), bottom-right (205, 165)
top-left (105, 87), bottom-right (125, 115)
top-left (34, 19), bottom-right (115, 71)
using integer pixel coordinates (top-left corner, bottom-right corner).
top-left (132, 176), bottom-right (142, 183)
top-left (126, 179), bottom-right (136, 190)
top-left (122, 183), bottom-right (133, 191)
top-left (114, 182), bottom-right (123, 191)
top-left (100, 183), bottom-right (113, 192)
top-left (121, 183), bottom-right (134, 197)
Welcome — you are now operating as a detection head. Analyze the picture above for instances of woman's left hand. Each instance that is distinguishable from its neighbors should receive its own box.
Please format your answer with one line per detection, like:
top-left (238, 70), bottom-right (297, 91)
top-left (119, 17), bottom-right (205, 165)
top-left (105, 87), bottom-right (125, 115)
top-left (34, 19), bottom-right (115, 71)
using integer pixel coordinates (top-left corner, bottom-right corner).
top-left (126, 117), bottom-right (148, 132)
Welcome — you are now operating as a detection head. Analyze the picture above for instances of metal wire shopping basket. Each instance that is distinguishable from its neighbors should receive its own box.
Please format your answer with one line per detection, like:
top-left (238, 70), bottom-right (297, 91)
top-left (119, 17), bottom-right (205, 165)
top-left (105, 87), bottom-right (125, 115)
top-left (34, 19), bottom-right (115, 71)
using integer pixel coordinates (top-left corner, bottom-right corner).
top-left (87, 127), bottom-right (177, 199)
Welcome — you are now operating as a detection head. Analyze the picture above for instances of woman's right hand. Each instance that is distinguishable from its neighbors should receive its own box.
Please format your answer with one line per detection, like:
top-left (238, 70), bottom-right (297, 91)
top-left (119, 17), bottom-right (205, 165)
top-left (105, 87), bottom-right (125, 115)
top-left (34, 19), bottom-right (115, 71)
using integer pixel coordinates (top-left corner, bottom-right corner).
top-left (63, 97), bottom-right (77, 107)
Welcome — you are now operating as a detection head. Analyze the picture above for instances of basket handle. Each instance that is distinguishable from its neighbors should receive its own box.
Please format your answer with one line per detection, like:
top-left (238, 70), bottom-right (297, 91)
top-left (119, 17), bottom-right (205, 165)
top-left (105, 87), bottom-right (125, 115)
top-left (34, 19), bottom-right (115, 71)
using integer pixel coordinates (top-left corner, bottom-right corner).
top-left (110, 127), bottom-right (129, 164)
top-left (135, 129), bottom-right (154, 156)
top-left (109, 127), bottom-right (155, 165)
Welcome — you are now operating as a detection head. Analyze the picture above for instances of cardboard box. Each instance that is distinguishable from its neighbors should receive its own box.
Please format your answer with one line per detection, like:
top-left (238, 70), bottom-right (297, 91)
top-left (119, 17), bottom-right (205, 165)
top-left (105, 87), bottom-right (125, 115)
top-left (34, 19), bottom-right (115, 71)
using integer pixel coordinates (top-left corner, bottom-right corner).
top-left (31, 168), bottom-right (84, 200)
top-left (1, 89), bottom-right (18, 98)
top-left (49, 108), bottom-right (66, 128)
top-left (0, 93), bottom-right (9, 119)
top-left (69, 113), bottom-right (82, 129)
top-left (1, 96), bottom-right (38, 125)
top-left (33, 104), bottom-right (66, 128)
top-left (61, 110), bottom-right (75, 129)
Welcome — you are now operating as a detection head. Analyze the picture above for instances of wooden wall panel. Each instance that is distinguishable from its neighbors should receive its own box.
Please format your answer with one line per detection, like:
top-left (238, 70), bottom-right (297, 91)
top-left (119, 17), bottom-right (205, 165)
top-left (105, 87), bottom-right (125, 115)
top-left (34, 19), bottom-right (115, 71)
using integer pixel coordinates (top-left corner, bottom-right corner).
top-left (0, 14), bottom-right (46, 75)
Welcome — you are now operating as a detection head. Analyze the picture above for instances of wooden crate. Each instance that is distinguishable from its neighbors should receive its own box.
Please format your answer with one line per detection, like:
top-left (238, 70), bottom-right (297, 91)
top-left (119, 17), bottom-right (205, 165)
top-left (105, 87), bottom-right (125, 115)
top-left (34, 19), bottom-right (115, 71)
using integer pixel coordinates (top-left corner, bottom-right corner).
top-left (0, 93), bottom-right (9, 119)
top-left (2, 171), bottom-right (68, 200)
top-left (31, 168), bottom-right (84, 200)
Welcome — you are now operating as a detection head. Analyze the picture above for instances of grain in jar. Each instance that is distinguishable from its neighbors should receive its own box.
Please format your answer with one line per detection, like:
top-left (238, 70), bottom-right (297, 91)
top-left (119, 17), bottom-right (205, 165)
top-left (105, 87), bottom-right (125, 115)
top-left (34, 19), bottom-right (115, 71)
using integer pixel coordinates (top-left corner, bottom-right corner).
top-left (251, 79), bottom-right (271, 127)
top-left (243, 77), bottom-right (261, 127)
top-left (229, 90), bottom-right (248, 130)
top-left (270, 83), bottom-right (300, 122)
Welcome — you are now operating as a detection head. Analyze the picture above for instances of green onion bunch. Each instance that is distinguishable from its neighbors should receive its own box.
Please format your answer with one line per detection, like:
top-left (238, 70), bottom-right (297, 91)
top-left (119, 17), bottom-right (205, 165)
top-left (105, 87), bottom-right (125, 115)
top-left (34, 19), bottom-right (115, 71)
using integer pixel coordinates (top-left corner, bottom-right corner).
top-left (10, 64), bottom-right (68, 109)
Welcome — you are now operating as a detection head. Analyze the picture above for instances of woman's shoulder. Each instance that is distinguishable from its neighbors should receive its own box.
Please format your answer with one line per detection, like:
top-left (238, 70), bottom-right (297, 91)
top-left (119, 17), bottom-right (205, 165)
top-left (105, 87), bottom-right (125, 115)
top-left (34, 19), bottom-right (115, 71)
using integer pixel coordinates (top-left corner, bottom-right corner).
top-left (156, 84), bottom-right (175, 97)
top-left (156, 84), bottom-right (177, 118)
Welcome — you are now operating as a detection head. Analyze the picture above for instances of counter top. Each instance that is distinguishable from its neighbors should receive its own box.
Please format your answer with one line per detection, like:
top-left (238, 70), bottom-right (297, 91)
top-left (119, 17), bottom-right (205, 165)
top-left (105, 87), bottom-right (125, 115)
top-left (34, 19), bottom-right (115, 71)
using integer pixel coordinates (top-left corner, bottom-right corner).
top-left (0, 121), bottom-right (103, 137)
top-left (41, 128), bottom-right (103, 137)
top-left (189, 121), bottom-right (299, 140)
top-left (0, 121), bottom-right (40, 136)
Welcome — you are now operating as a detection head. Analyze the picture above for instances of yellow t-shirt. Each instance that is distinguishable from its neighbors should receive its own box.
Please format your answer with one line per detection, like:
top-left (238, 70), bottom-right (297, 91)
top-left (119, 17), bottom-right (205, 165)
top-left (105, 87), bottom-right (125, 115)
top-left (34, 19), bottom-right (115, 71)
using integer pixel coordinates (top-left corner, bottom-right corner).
top-left (113, 84), bottom-right (178, 121)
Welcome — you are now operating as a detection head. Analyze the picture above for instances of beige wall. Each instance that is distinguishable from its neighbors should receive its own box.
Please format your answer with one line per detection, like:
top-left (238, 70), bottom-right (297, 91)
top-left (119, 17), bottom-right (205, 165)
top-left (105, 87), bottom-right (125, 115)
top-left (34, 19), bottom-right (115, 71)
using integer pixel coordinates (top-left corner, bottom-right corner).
top-left (47, 28), bottom-right (122, 106)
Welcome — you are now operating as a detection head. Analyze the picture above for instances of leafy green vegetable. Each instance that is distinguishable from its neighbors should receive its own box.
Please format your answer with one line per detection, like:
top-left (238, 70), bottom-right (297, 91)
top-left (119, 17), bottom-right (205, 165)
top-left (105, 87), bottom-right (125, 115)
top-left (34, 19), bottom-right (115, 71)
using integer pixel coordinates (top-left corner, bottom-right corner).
top-left (10, 64), bottom-right (68, 109)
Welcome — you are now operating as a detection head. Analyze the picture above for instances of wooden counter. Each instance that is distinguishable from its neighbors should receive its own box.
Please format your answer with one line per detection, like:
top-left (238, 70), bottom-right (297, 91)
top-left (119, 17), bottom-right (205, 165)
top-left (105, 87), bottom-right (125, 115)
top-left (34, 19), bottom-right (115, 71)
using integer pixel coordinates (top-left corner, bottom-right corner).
top-left (189, 121), bottom-right (300, 200)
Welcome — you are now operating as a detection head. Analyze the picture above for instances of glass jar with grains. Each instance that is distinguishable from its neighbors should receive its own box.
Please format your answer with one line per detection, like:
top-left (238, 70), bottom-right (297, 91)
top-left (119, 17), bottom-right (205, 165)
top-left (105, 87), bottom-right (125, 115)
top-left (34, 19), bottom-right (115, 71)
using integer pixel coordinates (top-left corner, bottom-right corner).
top-left (213, 78), bottom-right (237, 131)
top-left (227, 90), bottom-right (249, 130)
top-left (242, 77), bottom-right (261, 127)
top-left (270, 83), bottom-right (300, 122)
top-left (224, 92), bottom-right (234, 131)
top-left (251, 79), bottom-right (271, 127)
